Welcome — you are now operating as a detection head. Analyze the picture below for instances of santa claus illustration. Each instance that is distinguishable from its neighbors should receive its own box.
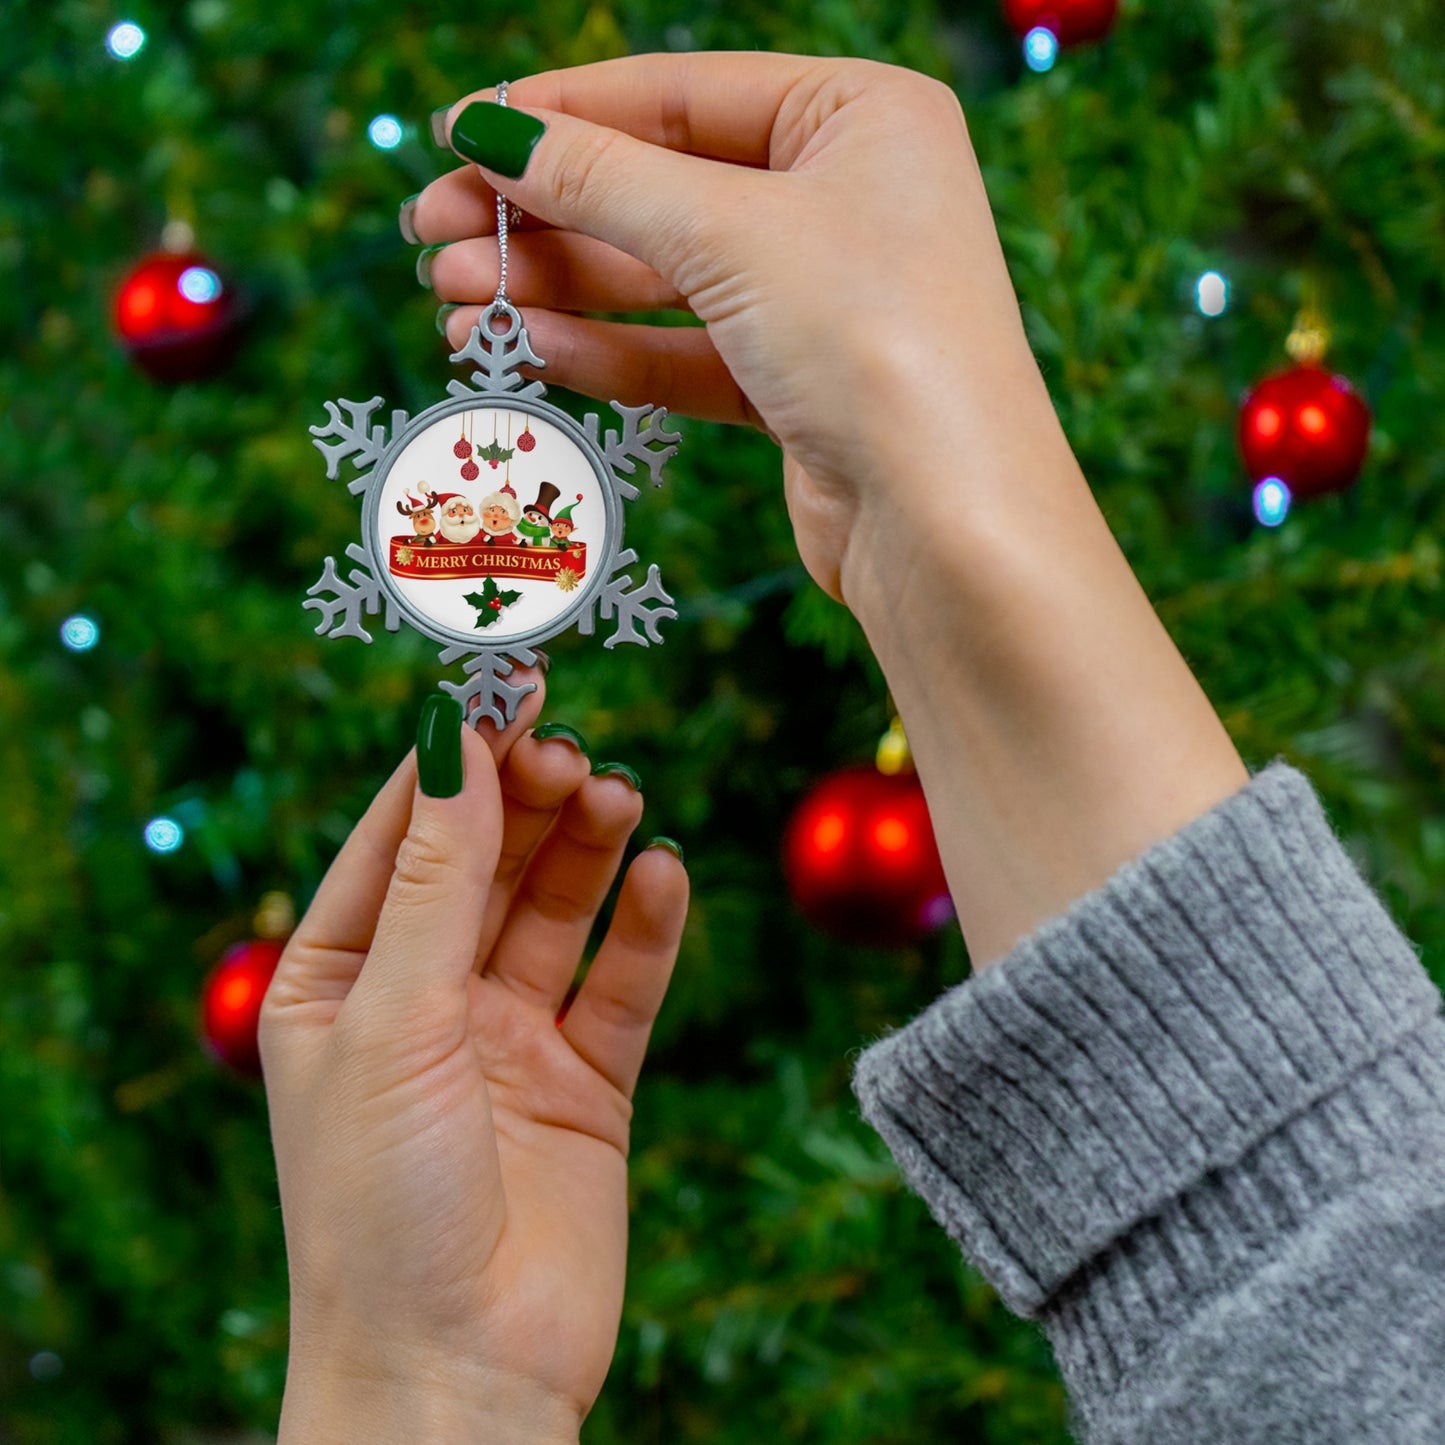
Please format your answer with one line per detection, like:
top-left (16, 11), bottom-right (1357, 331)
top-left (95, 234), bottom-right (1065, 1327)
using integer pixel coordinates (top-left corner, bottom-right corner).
top-left (478, 482), bottom-right (522, 546)
top-left (435, 493), bottom-right (482, 545)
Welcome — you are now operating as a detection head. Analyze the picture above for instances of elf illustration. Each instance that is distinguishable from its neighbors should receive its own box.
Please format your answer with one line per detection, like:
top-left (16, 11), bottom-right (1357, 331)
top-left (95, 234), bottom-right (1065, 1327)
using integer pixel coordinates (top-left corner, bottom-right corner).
top-left (550, 494), bottom-right (583, 549)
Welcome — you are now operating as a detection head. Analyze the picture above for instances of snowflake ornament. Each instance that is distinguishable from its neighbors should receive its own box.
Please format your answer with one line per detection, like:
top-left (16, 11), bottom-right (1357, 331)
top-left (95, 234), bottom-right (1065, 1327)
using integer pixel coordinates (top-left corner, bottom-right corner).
top-left (305, 302), bottom-right (681, 727)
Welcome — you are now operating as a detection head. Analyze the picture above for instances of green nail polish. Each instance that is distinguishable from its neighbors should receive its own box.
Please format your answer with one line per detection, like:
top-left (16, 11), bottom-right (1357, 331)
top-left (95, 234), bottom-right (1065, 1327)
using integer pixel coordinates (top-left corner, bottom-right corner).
top-left (591, 760), bottom-right (642, 791)
top-left (450, 101), bottom-right (546, 179)
top-left (416, 242), bottom-right (448, 290)
top-left (435, 302), bottom-right (460, 337)
top-left (398, 193), bottom-right (422, 245)
top-left (417, 694), bottom-right (464, 797)
top-left (429, 105), bottom-right (452, 148)
top-left (533, 722), bottom-right (589, 755)
top-left (645, 836), bottom-right (684, 865)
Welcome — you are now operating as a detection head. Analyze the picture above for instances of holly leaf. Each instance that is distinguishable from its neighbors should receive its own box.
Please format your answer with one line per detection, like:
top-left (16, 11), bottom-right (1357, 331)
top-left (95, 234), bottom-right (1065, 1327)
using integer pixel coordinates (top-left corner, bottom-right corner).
top-left (464, 576), bottom-right (519, 629)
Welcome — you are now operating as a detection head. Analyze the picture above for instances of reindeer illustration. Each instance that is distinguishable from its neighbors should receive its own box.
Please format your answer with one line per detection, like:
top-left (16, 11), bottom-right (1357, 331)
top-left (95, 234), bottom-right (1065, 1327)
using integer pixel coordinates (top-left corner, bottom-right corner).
top-left (397, 490), bottom-right (441, 546)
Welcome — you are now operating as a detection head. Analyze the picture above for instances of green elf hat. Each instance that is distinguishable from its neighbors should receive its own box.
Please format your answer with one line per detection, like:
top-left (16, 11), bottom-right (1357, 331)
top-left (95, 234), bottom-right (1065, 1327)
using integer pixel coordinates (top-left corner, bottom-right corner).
top-left (553, 493), bottom-right (584, 524)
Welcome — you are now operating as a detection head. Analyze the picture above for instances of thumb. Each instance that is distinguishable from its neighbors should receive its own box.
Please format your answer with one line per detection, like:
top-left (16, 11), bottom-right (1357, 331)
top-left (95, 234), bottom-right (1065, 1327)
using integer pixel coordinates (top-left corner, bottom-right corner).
top-left (442, 96), bottom-right (759, 292)
top-left (345, 696), bottom-right (503, 1031)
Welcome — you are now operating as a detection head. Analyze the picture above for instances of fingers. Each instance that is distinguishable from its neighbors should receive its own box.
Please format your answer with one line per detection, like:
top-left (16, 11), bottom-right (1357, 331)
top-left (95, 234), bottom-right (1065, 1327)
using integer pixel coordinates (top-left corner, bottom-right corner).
top-left (483, 772), bottom-right (645, 1012)
top-left (440, 307), bottom-right (760, 424)
top-left (429, 230), bottom-right (686, 314)
top-left (491, 52), bottom-right (849, 166)
top-left (343, 721), bottom-right (504, 1030)
top-left (472, 727), bottom-right (593, 971)
top-left (560, 846), bottom-right (689, 1100)
top-left (469, 661), bottom-right (546, 749)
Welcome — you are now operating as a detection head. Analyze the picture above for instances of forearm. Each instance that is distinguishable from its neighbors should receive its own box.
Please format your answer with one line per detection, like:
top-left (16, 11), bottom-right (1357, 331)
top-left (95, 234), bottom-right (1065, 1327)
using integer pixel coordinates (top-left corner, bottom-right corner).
top-left (841, 362), bottom-right (1249, 970)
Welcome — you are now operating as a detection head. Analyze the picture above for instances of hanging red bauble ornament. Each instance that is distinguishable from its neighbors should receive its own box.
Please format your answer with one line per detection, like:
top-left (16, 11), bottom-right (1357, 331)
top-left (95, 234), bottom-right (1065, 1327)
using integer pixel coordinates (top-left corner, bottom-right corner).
top-left (200, 939), bottom-right (284, 1076)
top-left (460, 459), bottom-right (480, 481)
top-left (1003, 0), bottom-right (1118, 46)
top-left (113, 250), bottom-right (240, 383)
top-left (517, 424), bottom-right (536, 453)
top-left (453, 435), bottom-right (472, 459)
top-left (783, 760), bottom-right (953, 948)
top-left (1238, 362), bottom-right (1371, 501)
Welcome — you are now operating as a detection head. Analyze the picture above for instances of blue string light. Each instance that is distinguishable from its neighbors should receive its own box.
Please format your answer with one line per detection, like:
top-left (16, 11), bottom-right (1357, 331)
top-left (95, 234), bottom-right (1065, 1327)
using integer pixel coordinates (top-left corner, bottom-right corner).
top-left (106, 21), bottom-right (146, 59)
top-left (60, 615), bottom-right (100, 652)
top-left (1253, 477), bottom-right (1292, 528)
top-left (178, 266), bottom-right (223, 303)
top-left (368, 114), bottom-right (404, 150)
top-left (144, 817), bottom-right (185, 853)
top-left (1024, 27), bottom-right (1059, 72)
top-left (1196, 271), bottom-right (1229, 317)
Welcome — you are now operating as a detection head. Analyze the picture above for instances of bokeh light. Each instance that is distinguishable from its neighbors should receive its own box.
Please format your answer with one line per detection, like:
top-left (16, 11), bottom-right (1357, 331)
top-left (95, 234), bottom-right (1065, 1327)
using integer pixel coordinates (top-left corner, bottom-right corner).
top-left (178, 266), bottom-right (222, 304)
top-left (1253, 477), bottom-right (1292, 528)
top-left (368, 114), bottom-right (404, 150)
top-left (105, 21), bottom-right (146, 59)
top-left (60, 615), bottom-right (100, 652)
top-left (1196, 270), bottom-right (1229, 317)
top-left (1024, 26), bottom-right (1059, 72)
top-left (144, 817), bottom-right (185, 853)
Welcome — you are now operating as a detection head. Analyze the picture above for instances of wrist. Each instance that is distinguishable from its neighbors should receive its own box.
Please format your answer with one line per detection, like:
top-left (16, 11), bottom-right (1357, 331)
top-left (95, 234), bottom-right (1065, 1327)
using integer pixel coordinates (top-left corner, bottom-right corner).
top-left (279, 1342), bottom-right (582, 1445)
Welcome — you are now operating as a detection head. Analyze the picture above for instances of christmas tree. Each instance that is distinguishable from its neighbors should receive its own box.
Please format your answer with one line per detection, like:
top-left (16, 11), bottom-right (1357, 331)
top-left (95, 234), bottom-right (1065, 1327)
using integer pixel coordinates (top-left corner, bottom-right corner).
top-left (3, 0), bottom-right (1444, 1441)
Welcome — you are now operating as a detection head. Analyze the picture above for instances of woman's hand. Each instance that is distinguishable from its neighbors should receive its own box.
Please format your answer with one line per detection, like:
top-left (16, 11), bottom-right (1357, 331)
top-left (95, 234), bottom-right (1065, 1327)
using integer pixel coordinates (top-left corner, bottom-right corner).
top-left (260, 684), bottom-right (688, 1443)
top-left (410, 53), bottom-right (1061, 602)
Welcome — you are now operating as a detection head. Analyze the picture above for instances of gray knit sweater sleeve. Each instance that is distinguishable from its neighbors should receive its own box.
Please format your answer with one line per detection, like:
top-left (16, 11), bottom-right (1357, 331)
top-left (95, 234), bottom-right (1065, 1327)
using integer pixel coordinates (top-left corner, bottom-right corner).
top-left (851, 760), bottom-right (1445, 1442)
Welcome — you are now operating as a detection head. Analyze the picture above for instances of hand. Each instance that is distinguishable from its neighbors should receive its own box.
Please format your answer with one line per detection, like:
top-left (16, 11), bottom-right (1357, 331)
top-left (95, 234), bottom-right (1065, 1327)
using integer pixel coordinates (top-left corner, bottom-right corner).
top-left (260, 683), bottom-right (688, 1442)
top-left (411, 53), bottom-right (1058, 601)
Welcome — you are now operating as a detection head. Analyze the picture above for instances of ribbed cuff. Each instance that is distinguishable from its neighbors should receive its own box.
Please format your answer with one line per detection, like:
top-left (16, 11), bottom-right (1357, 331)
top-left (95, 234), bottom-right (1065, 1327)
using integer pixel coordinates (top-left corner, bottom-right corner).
top-left (852, 760), bottom-right (1443, 1320)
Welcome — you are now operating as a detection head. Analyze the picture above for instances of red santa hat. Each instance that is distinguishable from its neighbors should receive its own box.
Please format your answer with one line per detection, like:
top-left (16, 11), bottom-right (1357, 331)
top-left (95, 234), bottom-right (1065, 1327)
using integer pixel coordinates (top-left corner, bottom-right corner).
top-left (434, 492), bottom-right (466, 506)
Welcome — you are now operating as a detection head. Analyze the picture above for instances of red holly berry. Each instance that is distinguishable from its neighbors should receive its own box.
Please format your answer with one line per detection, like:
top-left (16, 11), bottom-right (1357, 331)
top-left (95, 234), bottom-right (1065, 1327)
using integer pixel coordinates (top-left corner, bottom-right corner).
top-left (517, 429), bottom-right (536, 452)
top-left (489, 459), bottom-right (500, 469)
top-left (453, 437), bottom-right (471, 459)
top-left (489, 598), bottom-right (503, 611)
top-left (460, 460), bottom-right (480, 481)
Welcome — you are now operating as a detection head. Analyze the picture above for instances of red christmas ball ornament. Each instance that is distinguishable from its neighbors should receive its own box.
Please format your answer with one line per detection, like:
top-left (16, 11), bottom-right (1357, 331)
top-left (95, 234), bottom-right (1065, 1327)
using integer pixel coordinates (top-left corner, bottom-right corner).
top-left (113, 250), bottom-right (240, 382)
top-left (784, 766), bottom-right (953, 947)
top-left (1003, 0), bottom-right (1118, 46)
top-left (460, 459), bottom-right (480, 481)
top-left (517, 426), bottom-right (536, 452)
top-left (200, 939), bottom-right (284, 1076)
top-left (1238, 362), bottom-right (1371, 500)
top-left (453, 436), bottom-right (472, 459)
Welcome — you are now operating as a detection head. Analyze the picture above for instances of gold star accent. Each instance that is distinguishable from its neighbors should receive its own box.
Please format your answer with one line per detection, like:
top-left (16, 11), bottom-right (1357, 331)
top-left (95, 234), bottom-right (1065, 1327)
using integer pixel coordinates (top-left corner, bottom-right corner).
top-left (397, 546), bottom-right (414, 565)
top-left (555, 567), bottom-right (580, 593)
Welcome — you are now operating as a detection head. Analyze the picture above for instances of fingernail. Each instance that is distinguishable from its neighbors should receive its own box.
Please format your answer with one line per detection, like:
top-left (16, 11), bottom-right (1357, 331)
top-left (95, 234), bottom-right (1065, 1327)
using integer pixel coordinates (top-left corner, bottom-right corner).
top-left (417, 694), bottom-right (464, 797)
top-left (429, 105), bottom-right (453, 148)
top-left (521, 648), bottom-right (551, 676)
top-left (435, 302), bottom-right (460, 337)
top-left (591, 760), bottom-right (641, 791)
top-left (450, 101), bottom-right (546, 179)
top-left (645, 836), bottom-right (684, 865)
top-left (533, 722), bottom-right (589, 755)
top-left (398, 193), bottom-right (422, 245)
top-left (416, 242), bottom-right (448, 290)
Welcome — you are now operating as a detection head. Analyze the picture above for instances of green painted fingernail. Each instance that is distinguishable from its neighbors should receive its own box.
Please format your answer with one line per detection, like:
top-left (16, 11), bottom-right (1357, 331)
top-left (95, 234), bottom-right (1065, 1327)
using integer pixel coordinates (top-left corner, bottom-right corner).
top-left (398, 193), bottom-right (422, 245)
top-left (417, 694), bottom-right (464, 797)
top-left (450, 101), bottom-right (546, 179)
top-left (533, 722), bottom-right (589, 755)
top-left (645, 836), bottom-right (684, 864)
top-left (435, 302), bottom-right (460, 337)
top-left (429, 105), bottom-right (452, 148)
top-left (591, 760), bottom-right (641, 791)
top-left (416, 242), bottom-right (448, 290)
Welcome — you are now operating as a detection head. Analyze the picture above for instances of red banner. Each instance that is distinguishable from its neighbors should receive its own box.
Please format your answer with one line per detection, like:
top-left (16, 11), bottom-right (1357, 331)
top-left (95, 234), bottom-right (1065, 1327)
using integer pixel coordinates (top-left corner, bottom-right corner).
top-left (389, 536), bottom-right (586, 582)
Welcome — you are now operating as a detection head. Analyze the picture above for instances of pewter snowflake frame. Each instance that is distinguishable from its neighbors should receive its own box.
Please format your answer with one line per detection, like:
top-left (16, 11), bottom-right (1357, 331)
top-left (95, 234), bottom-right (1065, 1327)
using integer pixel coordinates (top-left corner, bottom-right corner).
top-left (304, 304), bottom-right (680, 727)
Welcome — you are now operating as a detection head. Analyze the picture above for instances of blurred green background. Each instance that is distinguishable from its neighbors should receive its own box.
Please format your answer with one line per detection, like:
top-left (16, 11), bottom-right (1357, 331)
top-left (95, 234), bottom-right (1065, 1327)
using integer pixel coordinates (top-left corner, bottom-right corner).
top-left (3, 0), bottom-right (1444, 1440)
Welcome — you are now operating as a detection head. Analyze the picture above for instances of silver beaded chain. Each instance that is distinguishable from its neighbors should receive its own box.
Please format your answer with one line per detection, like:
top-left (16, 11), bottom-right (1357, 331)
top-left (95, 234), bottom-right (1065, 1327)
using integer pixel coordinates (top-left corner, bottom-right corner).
top-left (491, 81), bottom-right (520, 316)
